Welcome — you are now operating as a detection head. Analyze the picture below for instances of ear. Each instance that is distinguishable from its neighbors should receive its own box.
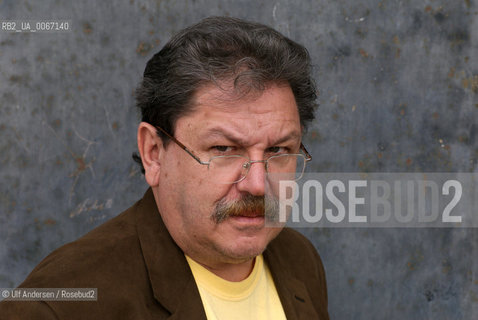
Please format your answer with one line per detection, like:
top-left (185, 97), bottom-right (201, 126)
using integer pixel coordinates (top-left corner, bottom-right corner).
top-left (137, 122), bottom-right (163, 187)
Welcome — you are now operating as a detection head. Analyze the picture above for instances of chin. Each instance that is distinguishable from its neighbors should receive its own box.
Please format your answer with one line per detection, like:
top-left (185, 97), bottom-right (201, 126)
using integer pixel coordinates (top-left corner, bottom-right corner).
top-left (219, 231), bottom-right (279, 262)
top-left (220, 246), bottom-right (266, 263)
top-left (211, 221), bottom-right (283, 263)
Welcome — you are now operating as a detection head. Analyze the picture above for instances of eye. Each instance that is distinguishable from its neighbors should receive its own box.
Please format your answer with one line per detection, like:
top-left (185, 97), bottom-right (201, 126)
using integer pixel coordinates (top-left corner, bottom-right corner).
top-left (266, 146), bottom-right (288, 154)
top-left (211, 145), bottom-right (234, 153)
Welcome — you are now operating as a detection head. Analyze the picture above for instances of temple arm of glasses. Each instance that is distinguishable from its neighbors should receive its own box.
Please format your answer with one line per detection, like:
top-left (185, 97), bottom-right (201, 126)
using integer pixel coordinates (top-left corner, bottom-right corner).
top-left (154, 125), bottom-right (209, 165)
top-left (300, 143), bottom-right (312, 161)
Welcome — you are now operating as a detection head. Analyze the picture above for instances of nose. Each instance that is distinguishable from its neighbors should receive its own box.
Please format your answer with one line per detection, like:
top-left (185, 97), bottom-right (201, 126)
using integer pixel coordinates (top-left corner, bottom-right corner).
top-left (236, 160), bottom-right (267, 196)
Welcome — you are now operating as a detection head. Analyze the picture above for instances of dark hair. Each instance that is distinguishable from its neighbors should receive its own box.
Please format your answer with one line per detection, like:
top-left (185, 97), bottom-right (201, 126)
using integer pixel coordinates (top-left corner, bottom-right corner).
top-left (133, 16), bottom-right (318, 173)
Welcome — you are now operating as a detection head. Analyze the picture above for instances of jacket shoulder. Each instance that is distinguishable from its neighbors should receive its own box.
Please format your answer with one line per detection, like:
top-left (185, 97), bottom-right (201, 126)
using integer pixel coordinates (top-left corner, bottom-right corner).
top-left (0, 193), bottom-right (165, 319)
top-left (21, 201), bottom-right (142, 288)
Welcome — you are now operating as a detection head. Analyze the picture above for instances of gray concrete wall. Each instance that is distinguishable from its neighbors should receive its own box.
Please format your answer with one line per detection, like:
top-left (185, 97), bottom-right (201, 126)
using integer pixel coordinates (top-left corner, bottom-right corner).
top-left (1, 0), bottom-right (477, 318)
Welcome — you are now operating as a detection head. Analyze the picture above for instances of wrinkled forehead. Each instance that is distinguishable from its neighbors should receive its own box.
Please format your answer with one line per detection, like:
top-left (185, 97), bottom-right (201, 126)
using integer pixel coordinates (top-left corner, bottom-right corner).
top-left (191, 82), bottom-right (299, 116)
top-left (173, 83), bottom-right (302, 144)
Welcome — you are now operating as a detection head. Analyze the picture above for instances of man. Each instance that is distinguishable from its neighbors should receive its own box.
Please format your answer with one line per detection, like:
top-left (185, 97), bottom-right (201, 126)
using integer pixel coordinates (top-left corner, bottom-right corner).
top-left (0, 17), bottom-right (329, 319)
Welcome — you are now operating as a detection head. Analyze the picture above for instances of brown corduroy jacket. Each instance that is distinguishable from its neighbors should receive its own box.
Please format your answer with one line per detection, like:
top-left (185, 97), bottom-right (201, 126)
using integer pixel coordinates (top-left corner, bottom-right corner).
top-left (0, 189), bottom-right (329, 319)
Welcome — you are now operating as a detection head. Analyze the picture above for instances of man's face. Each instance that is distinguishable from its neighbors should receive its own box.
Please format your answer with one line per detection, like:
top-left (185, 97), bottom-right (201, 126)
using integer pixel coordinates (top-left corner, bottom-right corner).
top-left (154, 83), bottom-right (301, 266)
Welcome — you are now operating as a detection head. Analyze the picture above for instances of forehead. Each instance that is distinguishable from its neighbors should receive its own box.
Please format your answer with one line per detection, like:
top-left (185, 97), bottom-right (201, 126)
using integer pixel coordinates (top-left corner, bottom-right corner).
top-left (176, 84), bottom-right (301, 137)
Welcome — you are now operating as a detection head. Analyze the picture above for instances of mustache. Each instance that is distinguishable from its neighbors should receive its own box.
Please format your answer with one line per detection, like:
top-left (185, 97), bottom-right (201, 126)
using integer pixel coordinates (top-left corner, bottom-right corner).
top-left (211, 194), bottom-right (280, 224)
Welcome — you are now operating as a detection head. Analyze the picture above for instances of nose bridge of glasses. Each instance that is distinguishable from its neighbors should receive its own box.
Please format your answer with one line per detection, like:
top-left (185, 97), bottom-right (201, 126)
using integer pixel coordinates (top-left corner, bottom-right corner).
top-left (243, 159), bottom-right (268, 172)
top-left (237, 158), bottom-right (267, 187)
top-left (241, 159), bottom-right (268, 180)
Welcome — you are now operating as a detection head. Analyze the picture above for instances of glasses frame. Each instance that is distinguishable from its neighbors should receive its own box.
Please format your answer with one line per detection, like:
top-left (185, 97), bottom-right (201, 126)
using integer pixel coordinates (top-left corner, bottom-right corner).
top-left (155, 125), bottom-right (312, 183)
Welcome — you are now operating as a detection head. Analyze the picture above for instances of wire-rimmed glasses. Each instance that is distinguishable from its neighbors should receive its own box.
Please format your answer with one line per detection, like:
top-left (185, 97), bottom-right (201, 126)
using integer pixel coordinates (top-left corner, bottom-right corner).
top-left (155, 125), bottom-right (312, 184)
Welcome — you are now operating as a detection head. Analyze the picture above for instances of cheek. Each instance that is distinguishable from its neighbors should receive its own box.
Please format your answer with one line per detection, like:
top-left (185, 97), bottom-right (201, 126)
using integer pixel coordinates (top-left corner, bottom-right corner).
top-left (182, 181), bottom-right (234, 220)
top-left (176, 158), bottom-right (206, 183)
top-left (166, 155), bottom-right (235, 211)
top-left (195, 174), bottom-right (206, 187)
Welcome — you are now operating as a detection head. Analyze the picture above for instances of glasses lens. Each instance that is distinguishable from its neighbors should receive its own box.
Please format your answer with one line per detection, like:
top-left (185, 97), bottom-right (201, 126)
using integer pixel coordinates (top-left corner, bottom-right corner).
top-left (267, 154), bottom-right (306, 181)
top-left (208, 154), bottom-right (307, 184)
top-left (208, 155), bottom-right (249, 184)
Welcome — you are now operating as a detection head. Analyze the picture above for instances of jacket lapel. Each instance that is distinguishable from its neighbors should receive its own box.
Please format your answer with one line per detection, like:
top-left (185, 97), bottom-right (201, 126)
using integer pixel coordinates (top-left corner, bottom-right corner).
top-left (264, 233), bottom-right (322, 320)
top-left (135, 189), bottom-right (207, 319)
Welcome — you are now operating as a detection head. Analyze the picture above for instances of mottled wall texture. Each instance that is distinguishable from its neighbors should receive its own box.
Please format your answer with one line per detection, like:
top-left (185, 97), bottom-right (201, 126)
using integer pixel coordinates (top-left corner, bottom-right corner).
top-left (1, 0), bottom-right (477, 319)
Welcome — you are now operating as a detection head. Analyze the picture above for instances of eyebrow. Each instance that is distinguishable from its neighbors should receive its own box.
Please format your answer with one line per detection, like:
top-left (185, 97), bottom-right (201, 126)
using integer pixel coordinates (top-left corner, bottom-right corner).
top-left (200, 127), bottom-right (302, 146)
top-left (273, 132), bottom-right (302, 145)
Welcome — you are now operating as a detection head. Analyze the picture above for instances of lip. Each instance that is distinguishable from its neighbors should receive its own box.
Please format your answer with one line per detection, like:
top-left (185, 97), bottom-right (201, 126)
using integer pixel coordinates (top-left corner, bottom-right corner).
top-left (229, 215), bottom-right (265, 227)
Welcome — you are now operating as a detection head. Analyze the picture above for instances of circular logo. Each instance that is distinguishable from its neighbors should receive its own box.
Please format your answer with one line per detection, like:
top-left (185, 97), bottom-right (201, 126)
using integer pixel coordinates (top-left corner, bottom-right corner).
top-left (2, 290), bottom-right (10, 298)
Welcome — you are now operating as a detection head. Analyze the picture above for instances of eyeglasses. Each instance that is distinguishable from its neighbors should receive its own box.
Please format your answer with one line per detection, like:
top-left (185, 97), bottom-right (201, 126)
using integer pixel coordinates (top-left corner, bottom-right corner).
top-left (155, 125), bottom-right (312, 184)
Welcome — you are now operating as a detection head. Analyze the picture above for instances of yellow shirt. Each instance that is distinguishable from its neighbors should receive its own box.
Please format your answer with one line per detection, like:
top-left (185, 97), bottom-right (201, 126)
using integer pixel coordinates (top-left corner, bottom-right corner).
top-left (186, 255), bottom-right (287, 320)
